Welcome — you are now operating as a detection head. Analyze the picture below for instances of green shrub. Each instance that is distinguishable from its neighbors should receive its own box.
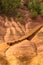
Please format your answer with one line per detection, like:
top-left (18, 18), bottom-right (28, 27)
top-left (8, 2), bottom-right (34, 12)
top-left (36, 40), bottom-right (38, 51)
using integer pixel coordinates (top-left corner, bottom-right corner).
top-left (40, 3), bottom-right (43, 16)
top-left (17, 12), bottom-right (23, 17)
top-left (28, 0), bottom-right (39, 18)
top-left (28, 1), bottom-right (33, 10)
top-left (30, 10), bottom-right (38, 18)
top-left (16, 12), bottom-right (24, 22)
top-left (27, 0), bottom-right (42, 18)
top-left (32, 0), bottom-right (41, 13)
top-left (0, 0), bottom-right (21, 14)
top-left (28, 0), bottom-right (41, 12)
top-left (0, 0), bottom-right (3, 13)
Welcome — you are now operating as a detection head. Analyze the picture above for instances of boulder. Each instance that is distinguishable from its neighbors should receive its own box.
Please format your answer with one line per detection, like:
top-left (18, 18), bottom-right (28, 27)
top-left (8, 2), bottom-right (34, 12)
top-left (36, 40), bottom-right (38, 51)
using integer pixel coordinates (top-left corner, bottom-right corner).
top-left (6, 40), bottom-right (36, 65)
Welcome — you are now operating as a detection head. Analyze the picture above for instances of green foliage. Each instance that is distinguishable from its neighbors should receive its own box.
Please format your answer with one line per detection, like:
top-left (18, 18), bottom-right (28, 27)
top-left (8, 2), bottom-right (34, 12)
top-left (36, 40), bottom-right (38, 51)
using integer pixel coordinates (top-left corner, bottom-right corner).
top-left (28, 0), bottom-right (41, 11)
top-left (28, 1), bottom-right (38, 18)
top-left (32, 0), bottom-right (40, 13)
top-left (0, 0), bottom-right (43, 18)
top-left (30, 10), bottom-right (38, 18)
top-left (16, 12), bottom-right (24, 22)
top-left (17, 12), bottom-right (23, 17)
top-left (27, 0), bottom-right (43, 18)
top-left (0, 0), bottom-right (21, 14)
top-left (40, 3), bottom-right (43, 17)
top-left (28, 1), bottom-right (33, 10)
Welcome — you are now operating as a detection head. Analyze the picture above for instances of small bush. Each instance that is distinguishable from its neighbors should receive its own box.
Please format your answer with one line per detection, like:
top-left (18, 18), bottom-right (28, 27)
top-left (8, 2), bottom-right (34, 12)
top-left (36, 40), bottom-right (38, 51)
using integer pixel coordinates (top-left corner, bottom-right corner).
top-left (28, 1), bottom-right (33, 10)
top-left (40, 3), bottom-right (43, 16)
top-left (28, 0), bottom-right (41, 11)
top-left (16, 12), bottom-right (24, 22)
top-left (0, 0), bottom-right (21, 14)
top-left (31, 10), bottom-right (38, 18)
top-left (17, 12), bottom-right (23, 17)
top-left (32, 0), bottom-right (40, 13)
top-left (27, 0), bottom-right (43, 18)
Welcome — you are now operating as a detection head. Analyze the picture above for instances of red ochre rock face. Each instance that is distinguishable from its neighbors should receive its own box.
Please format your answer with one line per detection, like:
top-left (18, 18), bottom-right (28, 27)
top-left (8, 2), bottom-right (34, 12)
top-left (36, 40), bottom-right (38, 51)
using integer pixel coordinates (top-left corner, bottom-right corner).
top-left (0, 14), bottom-right (43, 65)
top-left (31, 27), bottom-right (43, 43)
